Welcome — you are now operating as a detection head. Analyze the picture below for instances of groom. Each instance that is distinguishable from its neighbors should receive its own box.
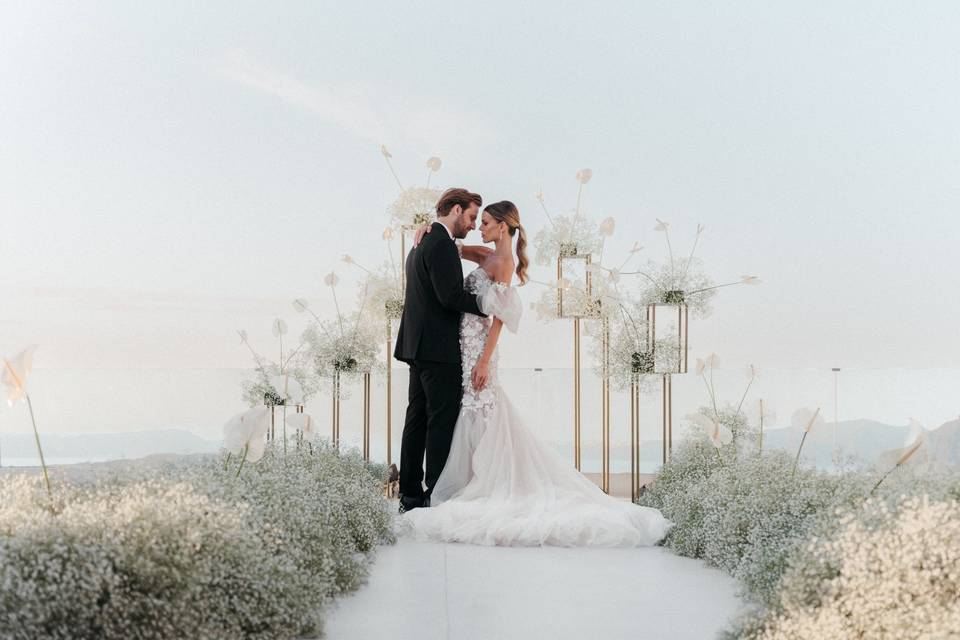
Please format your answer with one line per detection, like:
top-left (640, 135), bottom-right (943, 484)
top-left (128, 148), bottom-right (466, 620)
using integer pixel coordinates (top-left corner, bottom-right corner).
top-left (394, 188), bottom-right (486, 513)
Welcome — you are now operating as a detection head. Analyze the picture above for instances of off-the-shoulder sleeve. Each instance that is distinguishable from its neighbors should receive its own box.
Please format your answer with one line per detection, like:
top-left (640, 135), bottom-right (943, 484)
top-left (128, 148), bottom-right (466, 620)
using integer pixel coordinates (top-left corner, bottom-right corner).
top-left (478, 282), bottom-right (522, 333)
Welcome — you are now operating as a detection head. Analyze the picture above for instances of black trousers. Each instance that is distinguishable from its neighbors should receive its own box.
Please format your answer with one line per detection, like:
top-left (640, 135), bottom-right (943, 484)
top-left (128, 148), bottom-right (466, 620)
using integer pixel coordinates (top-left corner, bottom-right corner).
top-left (399, 360), bottom-right (462, 499)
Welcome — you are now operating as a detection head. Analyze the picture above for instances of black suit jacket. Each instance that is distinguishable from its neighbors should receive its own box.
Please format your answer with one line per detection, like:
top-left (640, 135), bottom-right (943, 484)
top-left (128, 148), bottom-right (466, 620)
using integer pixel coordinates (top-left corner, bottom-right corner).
top-left (393, 222), bottom-right (485, 364)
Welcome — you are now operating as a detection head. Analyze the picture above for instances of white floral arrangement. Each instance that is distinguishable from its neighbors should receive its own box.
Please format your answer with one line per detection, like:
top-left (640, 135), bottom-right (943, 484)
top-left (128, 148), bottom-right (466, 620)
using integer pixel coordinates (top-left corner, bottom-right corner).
top-left (237, 321), bottom-right (318, 408)
top-left (297, 273), bottom-right (380, 395)
top-left (380, 145), bottom-right (444, 229)
top-left (531, 168), bottom-right (603, 266)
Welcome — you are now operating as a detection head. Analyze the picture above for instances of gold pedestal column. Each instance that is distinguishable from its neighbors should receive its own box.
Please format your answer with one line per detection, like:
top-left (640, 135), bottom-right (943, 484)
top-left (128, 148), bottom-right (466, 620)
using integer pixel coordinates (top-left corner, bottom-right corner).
top-left (362, 372), bottom-right (371, 460)
top-left (573, 318), bottom-right (582, 470)
top-left (601, 316), bottom-right (611, 494)
top-left (386, 319), bottom-right (393, 465)
top-left (630, 374), bottom-right (642, 502)
top-left (332, 370), bottom-right (341, 449)
top-left (661, 373), bottom-right (673, 464)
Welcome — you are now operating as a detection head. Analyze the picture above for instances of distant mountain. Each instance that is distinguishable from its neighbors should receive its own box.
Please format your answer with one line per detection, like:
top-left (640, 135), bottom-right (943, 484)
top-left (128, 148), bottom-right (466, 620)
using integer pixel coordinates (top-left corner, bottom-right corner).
top-left (0, 429), bottom-right (220, 465)
top-left (760, 419), bottom-right (915, 469)
top-left (878, 419), bottom-right (960, 469)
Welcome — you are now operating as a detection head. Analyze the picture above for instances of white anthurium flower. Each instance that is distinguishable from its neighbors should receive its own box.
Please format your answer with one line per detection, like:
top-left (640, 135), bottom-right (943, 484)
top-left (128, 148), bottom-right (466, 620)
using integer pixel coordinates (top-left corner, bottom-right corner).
top-left (342, 254), bottom-right (354, 265)
top-left (705, 353), bottom-right (720, 369)
top-left (747, 364), bottom-right (758, 379)
top-left (687, 413), bottom-right (732, 448)
top-left (270, 373), bottom-right (304, 405)
top-left (599, 216), bottom-right (616, 236)
top-left (2, 345), bottom-right (37, 407)
top-left (271, 318), bottom-right (288, 337)
top-left (426, 156), bottom-right (442, 171)
top-left (696, 223), bottom-right (705, 235)
top-left (575, 168), bottom-right (593, 184)
top-left (223, 406), bottom-right (271, 463)
top-left (654, 218), bottom-right (670, 232)
top-left (629, 241), bottom-right (643, 253)
top-left (741, 275), bottom-right (760, 285)
top-left (695, 358), bottom-right (706, 376)
top-left (382, 227), bottom-right (396, 241)
top-left (535, 189), bottom-right (545, 202)
top-left (324, 272), bottom-right (339, 287)
top-left (608, 269), bottom-right (621, 284)
top-left (292, 299), bottom-right (309, 313)
top-left (379, 144), bottom-right (392, 158)
top-left (791, 407), bottom-right (825, 433)
top-left (285, 413), bottom-right (315, 438)
top-left (238, 329), bottom-right (249, 343)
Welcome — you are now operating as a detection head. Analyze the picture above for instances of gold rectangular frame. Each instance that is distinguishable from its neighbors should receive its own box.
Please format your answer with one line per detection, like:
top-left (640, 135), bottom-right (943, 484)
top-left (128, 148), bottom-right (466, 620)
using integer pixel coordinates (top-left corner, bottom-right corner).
top-left (646, 302), bottom-right (689, 375)
top-left (556, 254), bottom-right (593, 319)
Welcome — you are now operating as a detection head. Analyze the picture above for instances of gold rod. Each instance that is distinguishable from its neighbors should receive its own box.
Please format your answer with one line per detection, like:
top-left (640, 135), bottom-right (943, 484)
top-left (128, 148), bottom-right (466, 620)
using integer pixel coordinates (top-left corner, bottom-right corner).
top-left (662, 373), bottom-right (667, 465)
top-left (387, 320), bottom-right (393, 466)
top-left (574, 317), bottom-right (582, 470)
top-left (602, 317), bottom-right (610, 493)
top-left (631, 376), bottom-right (641, 502)
top-left (362, 373), bottom-right (368, 459)
top-left (667, 374), bottom-right (673, 458)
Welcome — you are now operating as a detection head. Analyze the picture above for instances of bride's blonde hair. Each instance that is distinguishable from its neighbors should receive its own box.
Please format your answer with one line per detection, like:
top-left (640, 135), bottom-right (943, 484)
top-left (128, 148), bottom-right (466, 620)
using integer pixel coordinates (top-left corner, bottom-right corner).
top-left (483, 200), bottom-right (529, 285)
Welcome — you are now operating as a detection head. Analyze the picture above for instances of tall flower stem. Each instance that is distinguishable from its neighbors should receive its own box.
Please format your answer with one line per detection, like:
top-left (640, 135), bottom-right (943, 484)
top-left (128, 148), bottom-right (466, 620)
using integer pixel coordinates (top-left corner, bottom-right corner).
top-left (235, 443), bottom-right (249, 477)
top-left (223, 452), bottom-right (232, 470)
top-left (792, 408), bottom-right (821, 476)
top-left (25, 394), bottom-right (51, 499)
top-left (736, 375), bottom-right (756, 415)
top-left (330, 287), bottom-right (345, 337)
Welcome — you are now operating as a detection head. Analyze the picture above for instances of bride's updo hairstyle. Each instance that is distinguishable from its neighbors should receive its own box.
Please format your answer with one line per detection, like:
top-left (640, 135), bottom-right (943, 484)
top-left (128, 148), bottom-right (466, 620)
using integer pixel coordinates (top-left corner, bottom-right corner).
top-left (483, 200), bottom-right (529, 285)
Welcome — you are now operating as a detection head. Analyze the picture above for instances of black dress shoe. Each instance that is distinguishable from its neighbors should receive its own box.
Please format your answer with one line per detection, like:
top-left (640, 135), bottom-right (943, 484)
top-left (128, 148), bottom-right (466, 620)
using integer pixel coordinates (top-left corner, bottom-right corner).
top-left (398, 494), bottom-right (429, 514)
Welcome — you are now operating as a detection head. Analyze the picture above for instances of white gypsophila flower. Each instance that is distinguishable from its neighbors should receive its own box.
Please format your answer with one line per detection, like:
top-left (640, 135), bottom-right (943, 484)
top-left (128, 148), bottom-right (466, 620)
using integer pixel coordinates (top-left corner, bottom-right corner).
top-left (389, 186), bottom-right (442, 228)
top-left (302, 315), bottom-right (380, 393)
top-left (532, 213), bottom-right (603, 266)
top-left (634, 258), bottom-right (717, 318)
top-left (0, 444), bottom-right (395, 639)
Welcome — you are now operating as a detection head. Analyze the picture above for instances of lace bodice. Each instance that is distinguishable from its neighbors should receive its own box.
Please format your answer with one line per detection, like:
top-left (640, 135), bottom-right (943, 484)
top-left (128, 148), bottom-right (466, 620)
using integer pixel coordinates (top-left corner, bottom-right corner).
top-left (460, 268), bottom-right (499, 415)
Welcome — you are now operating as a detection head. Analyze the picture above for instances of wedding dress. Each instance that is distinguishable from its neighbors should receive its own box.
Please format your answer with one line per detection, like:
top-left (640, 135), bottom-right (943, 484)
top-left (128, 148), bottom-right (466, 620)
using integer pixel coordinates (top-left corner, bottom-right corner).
top-left (401, 267), bottom-right (672, 547)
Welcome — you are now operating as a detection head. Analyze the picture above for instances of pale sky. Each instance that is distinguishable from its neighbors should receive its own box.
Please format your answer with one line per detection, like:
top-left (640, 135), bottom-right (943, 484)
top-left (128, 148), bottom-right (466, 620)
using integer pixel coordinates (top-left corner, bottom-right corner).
top-left (2, 1), bottom-right (960, 380)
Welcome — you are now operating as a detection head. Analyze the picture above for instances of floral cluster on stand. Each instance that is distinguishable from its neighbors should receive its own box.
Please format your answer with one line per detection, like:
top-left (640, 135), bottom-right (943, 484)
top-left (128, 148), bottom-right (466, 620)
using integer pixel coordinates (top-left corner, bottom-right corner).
top-left (529, 168), bottom-right (758, 392)
top-left (638, 361), bottom-right (951, 640)
top-left (296, 273), bottom-right (380, 397)
top-left (238, 320), bottom-right (317, 409)
top-left (0, 445), bottom-right (394, 639)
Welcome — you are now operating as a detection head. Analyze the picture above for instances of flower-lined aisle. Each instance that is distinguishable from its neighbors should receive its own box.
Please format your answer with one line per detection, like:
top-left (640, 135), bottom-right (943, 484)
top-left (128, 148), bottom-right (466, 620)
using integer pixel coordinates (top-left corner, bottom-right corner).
top-left (639, 374), bottom-right (959, 639)
top-left (0, 447), bottom-right (394, 639)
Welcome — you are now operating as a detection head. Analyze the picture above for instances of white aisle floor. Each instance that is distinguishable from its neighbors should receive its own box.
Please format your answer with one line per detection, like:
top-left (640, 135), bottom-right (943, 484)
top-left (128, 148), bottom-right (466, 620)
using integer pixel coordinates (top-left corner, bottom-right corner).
top-left (322, 539), bottom-right (745, 640)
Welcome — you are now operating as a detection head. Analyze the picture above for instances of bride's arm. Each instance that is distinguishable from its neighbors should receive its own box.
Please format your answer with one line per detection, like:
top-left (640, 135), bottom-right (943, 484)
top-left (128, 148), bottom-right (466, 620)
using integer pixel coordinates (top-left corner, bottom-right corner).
top-left (471, 263), bottom-right (513, 390)
top-left (459, 243), bottom-right (494, 265)
top-left (412, 223), bottom-right (492, 265)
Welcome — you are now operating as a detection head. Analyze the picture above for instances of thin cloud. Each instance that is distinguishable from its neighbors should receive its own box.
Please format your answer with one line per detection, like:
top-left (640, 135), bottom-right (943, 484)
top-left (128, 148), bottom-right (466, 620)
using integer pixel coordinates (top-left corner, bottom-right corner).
top-left (214, 50), bottom-right (496, 151)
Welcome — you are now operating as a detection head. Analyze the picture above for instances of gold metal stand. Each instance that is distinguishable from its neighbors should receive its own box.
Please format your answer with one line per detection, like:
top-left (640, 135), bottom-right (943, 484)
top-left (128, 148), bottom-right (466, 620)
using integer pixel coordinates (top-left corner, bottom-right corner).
top-left (332, 370), bottom-right (341, 449)
top-left (630, 374), bottom-right (642, 502)
top-left (386, 320), bottom-right (393, 465)
top-left (661, 373), bottom-right (673, 464)
top-left (574, 318), bottom-right (582, 470)
top-left (601, 316), bottom-right (611, 493)
top-left (363, 372), bottom-right (371, 459)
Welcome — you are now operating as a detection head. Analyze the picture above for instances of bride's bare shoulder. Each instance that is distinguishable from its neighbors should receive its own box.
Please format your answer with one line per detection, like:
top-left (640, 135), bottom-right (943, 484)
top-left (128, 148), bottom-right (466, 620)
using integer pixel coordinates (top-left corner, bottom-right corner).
top-left (483, 255), bottom-right (515, 284)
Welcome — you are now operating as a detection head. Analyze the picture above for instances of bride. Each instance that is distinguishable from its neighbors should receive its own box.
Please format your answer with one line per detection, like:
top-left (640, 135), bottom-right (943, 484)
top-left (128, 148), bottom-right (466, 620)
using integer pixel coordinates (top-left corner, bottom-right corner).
top-left (401, 201), bottom-right (671, 547)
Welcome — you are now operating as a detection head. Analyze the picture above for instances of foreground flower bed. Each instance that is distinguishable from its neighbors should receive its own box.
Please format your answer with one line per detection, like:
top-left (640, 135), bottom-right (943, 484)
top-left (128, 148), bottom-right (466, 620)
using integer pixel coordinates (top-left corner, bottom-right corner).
top-left (0, 445), bottom-right (394, 640)
top-left (639, 437), bottom-right (960, 639)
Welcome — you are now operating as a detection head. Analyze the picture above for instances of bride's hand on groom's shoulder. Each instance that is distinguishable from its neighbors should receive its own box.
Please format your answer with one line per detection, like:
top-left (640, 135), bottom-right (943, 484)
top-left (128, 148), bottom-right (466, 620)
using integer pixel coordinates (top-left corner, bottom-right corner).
top-left (471, 360), bottom-right (490, 391)
top-left (413, 223), bottom-right (432, 247)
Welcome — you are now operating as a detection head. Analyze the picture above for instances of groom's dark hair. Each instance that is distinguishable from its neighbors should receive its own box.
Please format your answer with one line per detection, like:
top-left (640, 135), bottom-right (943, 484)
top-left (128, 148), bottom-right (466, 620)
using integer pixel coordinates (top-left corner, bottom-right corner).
top-left (436, 188), bottom-right (482, 217)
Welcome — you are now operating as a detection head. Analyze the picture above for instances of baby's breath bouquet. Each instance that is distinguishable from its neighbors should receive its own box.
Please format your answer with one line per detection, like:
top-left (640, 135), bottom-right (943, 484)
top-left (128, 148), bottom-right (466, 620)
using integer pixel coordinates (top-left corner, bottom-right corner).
top-left (238, 322), bottom-right (318, 408)
top-left (388, 186), bottom-right (442, 228)
top-left (531, 169), bottom-right (602, 266)
top-left (298, 273), bottom-right (380, 397)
